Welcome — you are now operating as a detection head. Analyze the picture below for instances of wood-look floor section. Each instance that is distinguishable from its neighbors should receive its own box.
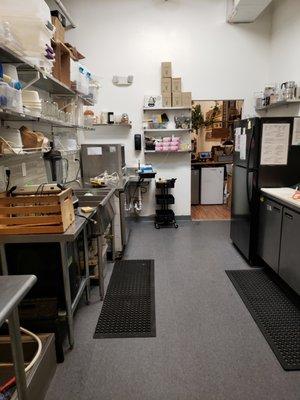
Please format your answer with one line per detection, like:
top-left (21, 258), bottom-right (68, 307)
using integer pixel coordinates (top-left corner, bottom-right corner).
top-left (191, 204), bottom-right (231, 221)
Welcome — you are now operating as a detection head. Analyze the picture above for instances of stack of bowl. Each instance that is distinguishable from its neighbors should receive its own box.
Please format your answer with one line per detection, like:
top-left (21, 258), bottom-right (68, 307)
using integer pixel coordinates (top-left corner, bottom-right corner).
top-left (22, 90), bottom-right (41, 116)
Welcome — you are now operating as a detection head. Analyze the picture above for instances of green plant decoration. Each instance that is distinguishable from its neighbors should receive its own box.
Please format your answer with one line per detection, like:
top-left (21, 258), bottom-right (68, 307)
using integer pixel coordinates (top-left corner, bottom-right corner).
top-left (192, 102), bottom-right (221, 134)
top-left (192, 104), bottom-right (204, 133)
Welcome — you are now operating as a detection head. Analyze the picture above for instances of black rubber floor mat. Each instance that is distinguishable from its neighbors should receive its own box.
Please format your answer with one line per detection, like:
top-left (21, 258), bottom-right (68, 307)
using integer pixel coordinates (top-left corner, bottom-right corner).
top-left (94, 260), bottom-right (156, 338)
top-left (226, 269), bottom-right (300, 371)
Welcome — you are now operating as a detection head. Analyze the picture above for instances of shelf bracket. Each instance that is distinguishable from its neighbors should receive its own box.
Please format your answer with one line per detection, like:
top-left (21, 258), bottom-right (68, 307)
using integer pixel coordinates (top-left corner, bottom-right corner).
top-left (22, 71), bottom-right (40, 91)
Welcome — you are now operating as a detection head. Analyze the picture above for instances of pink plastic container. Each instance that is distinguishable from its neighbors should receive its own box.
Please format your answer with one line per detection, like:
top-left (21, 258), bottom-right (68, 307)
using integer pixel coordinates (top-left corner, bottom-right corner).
top-left (162, 137), bottom-right (171, 143)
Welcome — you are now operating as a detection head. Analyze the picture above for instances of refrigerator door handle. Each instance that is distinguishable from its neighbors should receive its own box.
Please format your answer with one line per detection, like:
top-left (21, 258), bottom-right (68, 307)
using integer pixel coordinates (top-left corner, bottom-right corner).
top-left (246, 130), bottom-right (256, 208)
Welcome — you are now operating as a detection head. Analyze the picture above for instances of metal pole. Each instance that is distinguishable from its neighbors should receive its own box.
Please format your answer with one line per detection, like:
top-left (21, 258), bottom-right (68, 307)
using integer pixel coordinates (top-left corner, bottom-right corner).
top-left (0, 244), bottom-right (8, 275)
top-left (83, 227), bottom-right (91, 303)
top-left (60, 242), bottom-right (74, 348)
top-left (8, 309), bottom-right (28, 400)
top-left (97, 235), bottom-right (104, 300)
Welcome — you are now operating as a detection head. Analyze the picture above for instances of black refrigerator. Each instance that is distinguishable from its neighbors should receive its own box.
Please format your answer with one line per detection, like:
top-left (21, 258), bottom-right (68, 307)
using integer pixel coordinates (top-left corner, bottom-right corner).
top-left (230, 117), bottom-right (300, 265)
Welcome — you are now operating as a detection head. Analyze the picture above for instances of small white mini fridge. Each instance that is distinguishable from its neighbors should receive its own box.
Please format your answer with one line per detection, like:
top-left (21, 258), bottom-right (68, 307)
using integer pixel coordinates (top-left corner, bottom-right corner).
top-left (200, 167), bottom-right (224, 205)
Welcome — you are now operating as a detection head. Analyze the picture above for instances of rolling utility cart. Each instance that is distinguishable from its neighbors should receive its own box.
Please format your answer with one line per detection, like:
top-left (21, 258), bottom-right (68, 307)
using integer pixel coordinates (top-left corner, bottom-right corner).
top-left (155, 178), bottom-right (178, 229)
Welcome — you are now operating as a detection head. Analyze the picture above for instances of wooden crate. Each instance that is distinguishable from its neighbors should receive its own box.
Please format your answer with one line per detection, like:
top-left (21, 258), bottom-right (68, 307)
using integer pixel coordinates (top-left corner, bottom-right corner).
top-left (0, 188), bottom-right (75, 235)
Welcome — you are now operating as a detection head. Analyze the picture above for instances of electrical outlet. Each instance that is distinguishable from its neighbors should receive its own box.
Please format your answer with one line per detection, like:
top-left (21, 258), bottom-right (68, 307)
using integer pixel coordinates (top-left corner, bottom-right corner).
top-left (21, 162), bottom-right (27, 177)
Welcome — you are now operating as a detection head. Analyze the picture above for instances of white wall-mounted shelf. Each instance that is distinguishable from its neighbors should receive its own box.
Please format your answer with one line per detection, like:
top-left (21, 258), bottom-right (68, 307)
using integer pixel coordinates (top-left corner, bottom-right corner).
top-left (144, 150), bottom-right (191, 154)
top-left (144, 128), bottom-right (191, 133)
top-left (255, 99), bottom-right (300, 112)
top-left (93, 123), bottom-right (132, 128)
top-left (143, 107), bottom-right (191, 111)
top-left (0, 109), bottom-right (95, 131)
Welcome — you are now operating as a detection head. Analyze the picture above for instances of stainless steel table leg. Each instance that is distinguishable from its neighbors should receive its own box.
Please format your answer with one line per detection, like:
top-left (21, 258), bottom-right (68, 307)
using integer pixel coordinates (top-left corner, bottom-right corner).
top-left (97, 235), bottom-right (104, 300)
top-left (83, 227), bottom-right (90, 304)
top-left (60, 242), bottom-right (74, 349)
top-left (0, 244), bottom-right (8, 275)
top-left (8, 309), bottom-right (28, 400)
top-left (110, 221), bottom-right (116, 261)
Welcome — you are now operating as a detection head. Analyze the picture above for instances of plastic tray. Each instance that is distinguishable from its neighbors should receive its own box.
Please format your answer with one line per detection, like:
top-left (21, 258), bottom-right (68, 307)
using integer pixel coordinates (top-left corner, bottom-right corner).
top-left (156, 194), bottom-right (175, 205)
top-left (155, 178), bottom-right (176, 189)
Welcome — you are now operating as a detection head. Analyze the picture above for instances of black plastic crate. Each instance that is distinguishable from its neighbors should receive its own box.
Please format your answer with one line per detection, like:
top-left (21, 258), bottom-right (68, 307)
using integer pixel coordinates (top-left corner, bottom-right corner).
top-left (155, 209), bottom-right (175, 222)
top-left (155, 194), bottom-right (175, 205)
top-left (155, 178), bottom-right (176, 189)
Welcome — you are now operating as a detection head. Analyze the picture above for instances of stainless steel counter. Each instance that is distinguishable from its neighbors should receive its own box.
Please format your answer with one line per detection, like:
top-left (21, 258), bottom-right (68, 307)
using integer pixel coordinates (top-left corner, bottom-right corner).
top-left (0, 207), bottom-right (96, 244)
top-left (0, 275), bottom-right (37, 400)
top-left (261, 188), bottom-right (300, 213)
top-left (0, 208), bottom-right (94, 351)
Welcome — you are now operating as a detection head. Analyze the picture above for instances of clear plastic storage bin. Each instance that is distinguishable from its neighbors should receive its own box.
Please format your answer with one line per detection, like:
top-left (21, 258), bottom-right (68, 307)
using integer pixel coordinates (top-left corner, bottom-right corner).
top-left (0, 0), bottom-right (51, 25)
top-left (0, 83), bottom-right (23, 113)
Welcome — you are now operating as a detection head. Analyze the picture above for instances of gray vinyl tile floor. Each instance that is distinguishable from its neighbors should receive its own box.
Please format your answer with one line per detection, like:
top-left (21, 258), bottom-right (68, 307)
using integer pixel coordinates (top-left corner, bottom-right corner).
top-left (45, 221), bottom-right (300, 400)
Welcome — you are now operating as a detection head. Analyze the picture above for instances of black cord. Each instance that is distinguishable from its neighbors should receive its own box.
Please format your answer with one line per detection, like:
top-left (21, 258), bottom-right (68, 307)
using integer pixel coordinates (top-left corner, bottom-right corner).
top-left (75, 213), bottom-right (97, 225)
top-left (35, 183), bottom-right (49, 196)
top-left (5, 169), bottom-right (10, 192)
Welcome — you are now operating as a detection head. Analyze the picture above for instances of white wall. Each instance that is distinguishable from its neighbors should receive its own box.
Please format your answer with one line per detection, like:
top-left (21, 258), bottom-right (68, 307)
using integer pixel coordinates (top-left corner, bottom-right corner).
top-left (259, 0), bottom-right (300, 117)
top-left (64, 0), bottom-right (272, 216)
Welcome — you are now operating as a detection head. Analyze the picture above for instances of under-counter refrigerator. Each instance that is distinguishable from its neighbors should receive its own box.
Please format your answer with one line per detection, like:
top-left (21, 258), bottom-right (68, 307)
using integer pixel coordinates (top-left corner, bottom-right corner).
top-left (200, 167), bottom-right (224, 205)
top-left (230, 117), bottom-right (300, 264)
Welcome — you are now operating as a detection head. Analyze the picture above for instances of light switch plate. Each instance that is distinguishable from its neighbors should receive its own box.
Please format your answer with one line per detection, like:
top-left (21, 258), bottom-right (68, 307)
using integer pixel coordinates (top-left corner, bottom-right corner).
top-left (21, 162), bottom-right (27, 177)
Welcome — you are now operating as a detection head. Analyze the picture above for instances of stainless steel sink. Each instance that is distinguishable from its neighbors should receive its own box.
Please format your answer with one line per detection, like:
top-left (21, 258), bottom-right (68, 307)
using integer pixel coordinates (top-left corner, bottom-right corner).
top-left (74, 188), bottom-right (115, 235)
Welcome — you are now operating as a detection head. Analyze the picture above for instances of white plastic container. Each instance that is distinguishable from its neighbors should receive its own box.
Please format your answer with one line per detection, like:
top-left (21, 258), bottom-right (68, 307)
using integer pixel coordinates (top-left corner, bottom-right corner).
top-left (70, 61), bottom-right (90, 95)
top-left (22, 90), bottom-right (41, 103)
top-left (2, 17), bottom-right (53, 58)
top-left (88, 80), bottom-right (100, 103)
top-left (2, 64), bottom-right (18, 81)
top-left (0, 0), bottom-right (54, 60)
top-left (6, 86), bottom-right (23, 113)
top-left (0, 21), bottom-right (24, 56)
top-left (0, 83), bottom-right (22, 112)
top-left (0, 82), bottom-right (9, 108)
top-left (0, 127), bottom-right (23, 152)
top-left (0, 0), bottom-right (51, 25)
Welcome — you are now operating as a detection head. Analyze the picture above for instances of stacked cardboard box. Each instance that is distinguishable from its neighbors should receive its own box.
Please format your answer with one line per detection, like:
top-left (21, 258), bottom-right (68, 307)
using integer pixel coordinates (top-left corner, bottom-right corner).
top-left (161, 62), bottom-right (192, 108)
top-left (161, 62), bottom-right (172, 107)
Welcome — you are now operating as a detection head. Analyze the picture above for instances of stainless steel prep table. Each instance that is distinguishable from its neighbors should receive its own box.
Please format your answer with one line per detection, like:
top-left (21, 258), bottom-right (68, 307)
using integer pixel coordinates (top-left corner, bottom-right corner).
top-left (0, 274), bottom-right (37, 400)
top-left (0, 208), bottom-right (96, 350)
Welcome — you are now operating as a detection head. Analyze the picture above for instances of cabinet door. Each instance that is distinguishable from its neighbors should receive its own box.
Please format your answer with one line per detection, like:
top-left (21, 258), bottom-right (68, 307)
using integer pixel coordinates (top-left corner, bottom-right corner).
top-left (279, 209), bottom-right (300, 295)
top-left (257, 198), bottom-right (282, 273)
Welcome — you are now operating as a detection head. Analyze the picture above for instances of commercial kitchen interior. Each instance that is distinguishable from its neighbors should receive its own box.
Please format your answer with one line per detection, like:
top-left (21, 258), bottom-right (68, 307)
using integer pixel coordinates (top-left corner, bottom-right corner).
top-left (0, 0), bottom-right (300, 399)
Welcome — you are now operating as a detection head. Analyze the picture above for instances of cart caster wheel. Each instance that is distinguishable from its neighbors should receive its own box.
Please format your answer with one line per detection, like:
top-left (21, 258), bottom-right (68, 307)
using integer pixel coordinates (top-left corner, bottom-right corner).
top-left (174, 223), bottom-right (179, 229)
top-left (69, 344), bottom-right (74, 350)
top-left (86, 300), bottom-right (90, 305)
top-left (155, 223), bottom-right (160, 229)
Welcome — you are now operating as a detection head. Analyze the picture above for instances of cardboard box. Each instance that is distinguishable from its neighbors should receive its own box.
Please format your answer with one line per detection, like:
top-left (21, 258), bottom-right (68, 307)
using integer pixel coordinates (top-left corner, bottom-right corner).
top-left (51, 16), bottom-right (65, 43)
top-left (181, 92), bottom-right (192, 107)
top-left (162, 94), bottom-right (172, 107)
top-left (161, 62), bottom-right (172, 78)
top-left (161, 78), bottom-right (172, 94)
top-left (172, 93), bottom-right (182, 107)
top-left (172, 78), bottom-right (182, 93)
